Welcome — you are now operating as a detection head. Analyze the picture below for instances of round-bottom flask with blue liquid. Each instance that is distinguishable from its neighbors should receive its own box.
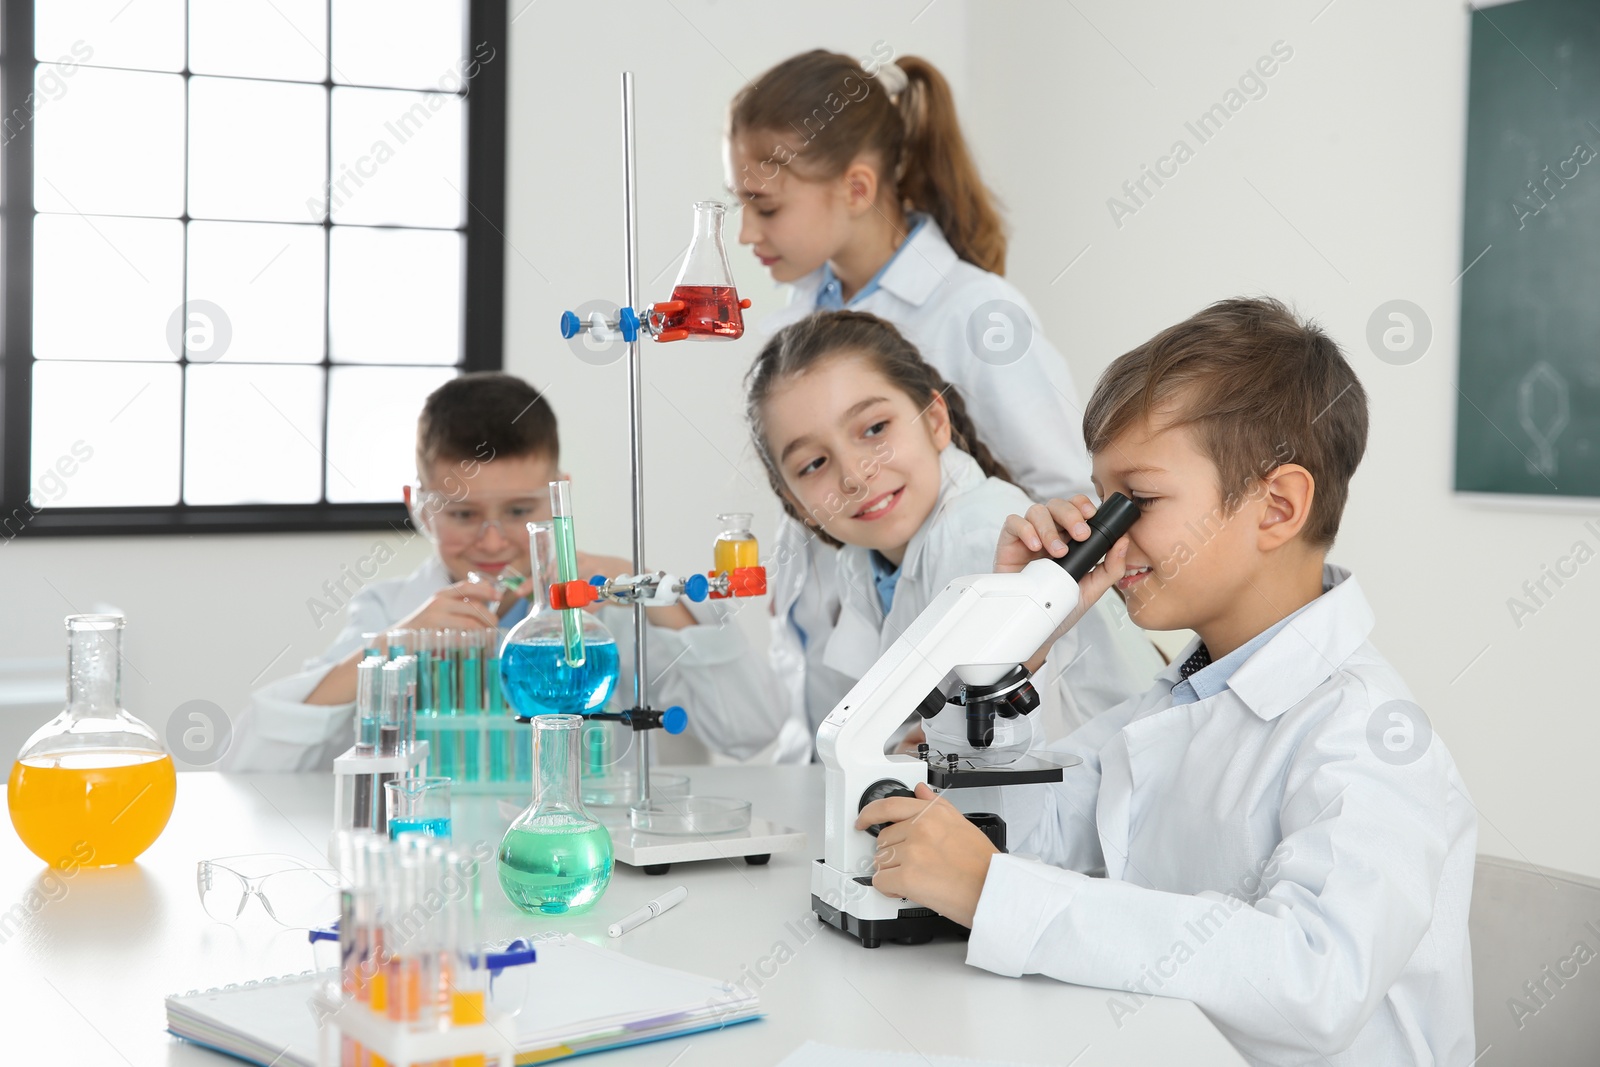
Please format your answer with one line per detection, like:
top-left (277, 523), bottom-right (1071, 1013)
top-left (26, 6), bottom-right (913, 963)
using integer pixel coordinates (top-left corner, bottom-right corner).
top-left (498, 519), bottom-right (622, 722)
top-left (498, 713), bottom-right (613, 915)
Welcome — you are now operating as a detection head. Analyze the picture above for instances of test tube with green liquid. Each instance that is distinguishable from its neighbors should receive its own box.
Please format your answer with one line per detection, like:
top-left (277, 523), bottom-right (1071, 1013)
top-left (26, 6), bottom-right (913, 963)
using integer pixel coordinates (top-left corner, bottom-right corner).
top-left (549, 479), bottom-right (585, 668)
top-left (435, 629), bottom-right (458, 778)
top-left (461, 628), bottom-right (483, 781)
top-left (487, 628), bottom-right (508, 782)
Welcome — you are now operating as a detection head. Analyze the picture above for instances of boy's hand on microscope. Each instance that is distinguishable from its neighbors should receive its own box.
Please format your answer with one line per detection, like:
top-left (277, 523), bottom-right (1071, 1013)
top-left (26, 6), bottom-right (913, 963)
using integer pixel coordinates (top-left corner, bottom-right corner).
top-left (398, 579), bottom-right (500, 632)
top-left (996, 495), bottom-right (1132, 671)
top-left (856, 783), bottom-right (997, 928)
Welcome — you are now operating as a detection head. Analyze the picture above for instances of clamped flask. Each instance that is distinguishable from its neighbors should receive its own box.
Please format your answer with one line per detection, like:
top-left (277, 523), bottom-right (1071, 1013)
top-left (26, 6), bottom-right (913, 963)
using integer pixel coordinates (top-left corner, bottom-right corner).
top-left (659, 201), bottom-right (749, 341)
top-left (498, 521), bottom-right (620, 722)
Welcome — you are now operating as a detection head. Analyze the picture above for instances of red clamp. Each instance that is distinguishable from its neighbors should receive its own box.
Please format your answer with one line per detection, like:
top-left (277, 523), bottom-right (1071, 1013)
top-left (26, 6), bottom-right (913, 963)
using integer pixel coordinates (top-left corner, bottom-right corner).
top-left (707, 566), bottom-right (767, 599)
top-left (651, 300), bottom-right (690, 343)
top-left (549, 580), bottom-right (598, 609)
top-left (730, 566), bottom-right (766, 596)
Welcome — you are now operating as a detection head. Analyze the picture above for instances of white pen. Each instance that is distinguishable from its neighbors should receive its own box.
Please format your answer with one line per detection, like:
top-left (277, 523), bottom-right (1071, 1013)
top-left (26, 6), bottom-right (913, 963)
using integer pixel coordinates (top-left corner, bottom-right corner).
top-left (607, 885), bottom-right (688, 938)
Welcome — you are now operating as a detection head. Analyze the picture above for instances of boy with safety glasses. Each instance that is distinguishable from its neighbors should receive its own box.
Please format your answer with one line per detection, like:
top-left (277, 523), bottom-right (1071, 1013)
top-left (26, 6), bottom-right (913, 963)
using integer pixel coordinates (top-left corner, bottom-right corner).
top-left (226, 373), bottom-right (561, 771)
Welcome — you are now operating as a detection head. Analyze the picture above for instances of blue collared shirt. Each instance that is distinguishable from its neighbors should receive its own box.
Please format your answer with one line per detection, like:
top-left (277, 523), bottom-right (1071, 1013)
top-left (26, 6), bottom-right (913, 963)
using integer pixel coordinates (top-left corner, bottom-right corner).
top-left (815, 213), bottom-right (930, 310)
top-left (1169, 586), bottom-right (1326, 706)
top-left (867, 550), bottom-right (902, 616)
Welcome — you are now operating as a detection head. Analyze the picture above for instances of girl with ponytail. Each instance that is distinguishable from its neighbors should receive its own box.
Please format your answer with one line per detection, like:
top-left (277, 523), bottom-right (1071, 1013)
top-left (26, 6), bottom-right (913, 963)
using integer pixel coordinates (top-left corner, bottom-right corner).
top-left (603, 312), bottom-right (1162, 761)
top-left (726, 48), bottom-right (1093, 503)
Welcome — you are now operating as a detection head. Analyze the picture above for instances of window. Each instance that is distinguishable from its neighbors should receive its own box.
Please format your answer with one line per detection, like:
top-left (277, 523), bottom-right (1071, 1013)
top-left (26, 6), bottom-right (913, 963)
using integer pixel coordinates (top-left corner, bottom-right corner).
top-left (0, 0), bottom-right (507, 536)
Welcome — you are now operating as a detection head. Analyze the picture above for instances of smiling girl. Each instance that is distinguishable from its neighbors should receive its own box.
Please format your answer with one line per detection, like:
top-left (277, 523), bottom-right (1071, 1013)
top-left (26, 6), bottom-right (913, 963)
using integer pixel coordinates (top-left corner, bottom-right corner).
top-left (617, 312), bottom-right (1161, 760)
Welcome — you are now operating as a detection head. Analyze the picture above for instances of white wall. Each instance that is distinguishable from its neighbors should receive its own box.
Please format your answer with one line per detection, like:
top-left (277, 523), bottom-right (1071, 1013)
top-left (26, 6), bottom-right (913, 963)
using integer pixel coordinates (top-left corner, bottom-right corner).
top-left (964, 0), bottom-right (1599, 877)
top-left (4, 0), bottom-right (1594, 877)
top-left (0, 0), bottom-right (975, 766)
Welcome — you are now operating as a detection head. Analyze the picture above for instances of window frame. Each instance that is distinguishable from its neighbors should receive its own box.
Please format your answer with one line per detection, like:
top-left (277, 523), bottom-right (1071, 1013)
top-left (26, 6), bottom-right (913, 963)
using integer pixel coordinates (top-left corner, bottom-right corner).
top-left (0, 0), bottom-right (507, 537)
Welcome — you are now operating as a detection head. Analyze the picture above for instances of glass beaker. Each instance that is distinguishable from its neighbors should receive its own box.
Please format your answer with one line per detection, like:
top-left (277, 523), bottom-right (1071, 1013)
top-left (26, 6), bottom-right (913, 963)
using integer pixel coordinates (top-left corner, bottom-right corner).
top-left (7, 614), bottom-right (176, 867)
top-left (665, 201), bottom-right (745, 340)
top-left (713, 512), bottom-right (759, 575)
top-left (385, 777), bottom-right (452, 840)
top-left (497, 715), bottom-right (613, 915)
top-left (499, 521), bottom-right (620, 721)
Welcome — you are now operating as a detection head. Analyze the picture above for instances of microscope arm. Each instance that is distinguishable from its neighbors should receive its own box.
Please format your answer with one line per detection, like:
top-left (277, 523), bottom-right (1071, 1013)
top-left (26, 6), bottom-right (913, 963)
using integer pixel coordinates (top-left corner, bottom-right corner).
top-left (815, 557), bottom-right (1083, 874)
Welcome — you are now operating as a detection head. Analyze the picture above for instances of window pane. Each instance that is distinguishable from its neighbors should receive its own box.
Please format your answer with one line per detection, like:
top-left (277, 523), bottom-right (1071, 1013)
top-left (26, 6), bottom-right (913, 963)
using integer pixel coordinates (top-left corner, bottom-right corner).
top-left (329, 87), bottom-right (464, 227)
top-left (31, 362), bottom-right (181, 507)
top-left (187, 222), bottom-right (325, 364)
top-left (329, 227), bottom-right (461, 364)
top-left (326, 366), bottom-right (456, 502)
top-left (183, 364), bottom-right (325, 504)
top-left (35, 67), bottom-right (184, 217)
top-left (37, 0), bottom-right (184, 72)
top-left (189, 0), bottom-right (328, 82)
top-left (189, 77), bottom-right (327, 223)
top-left (331, 0), bottom-right (465, 90)
top-left (34, 214), bottom-right (183, 361)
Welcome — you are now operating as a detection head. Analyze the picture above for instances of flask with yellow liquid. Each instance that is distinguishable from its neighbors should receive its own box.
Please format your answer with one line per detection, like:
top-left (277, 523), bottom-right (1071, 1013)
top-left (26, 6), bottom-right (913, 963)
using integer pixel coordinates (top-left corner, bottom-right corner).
top-left (7, 614), bottom-right (176, 868)
top-left (713, 512), bottom-right (758, 576)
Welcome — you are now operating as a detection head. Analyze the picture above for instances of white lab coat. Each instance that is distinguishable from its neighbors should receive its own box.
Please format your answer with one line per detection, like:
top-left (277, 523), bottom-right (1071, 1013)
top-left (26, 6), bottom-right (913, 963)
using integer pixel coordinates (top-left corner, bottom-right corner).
top-left (658, 447), bottom-right (1164, 763)
top-left (224, 557), bottom-right (789, 772)
top-left (762, 215), bottom-right (1092, 503)
top-left (967, 566), bottom-right (1477, 1066)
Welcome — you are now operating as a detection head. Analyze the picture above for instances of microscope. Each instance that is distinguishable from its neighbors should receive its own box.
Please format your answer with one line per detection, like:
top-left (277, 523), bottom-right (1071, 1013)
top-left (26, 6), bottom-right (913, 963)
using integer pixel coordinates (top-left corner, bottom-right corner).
top-left (811, 495), bottom-right (1140, 948)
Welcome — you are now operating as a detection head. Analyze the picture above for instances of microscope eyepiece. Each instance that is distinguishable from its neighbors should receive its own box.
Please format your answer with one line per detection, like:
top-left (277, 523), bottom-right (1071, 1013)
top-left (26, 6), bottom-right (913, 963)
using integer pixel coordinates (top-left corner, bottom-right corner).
top-left (1055, 492), bottom-right (1140, 582)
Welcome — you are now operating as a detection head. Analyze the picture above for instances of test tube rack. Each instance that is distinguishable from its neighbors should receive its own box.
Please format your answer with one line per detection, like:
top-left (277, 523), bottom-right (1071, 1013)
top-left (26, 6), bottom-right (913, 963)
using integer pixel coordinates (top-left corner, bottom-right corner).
top-left (331, 740), bottom-right (430, 841)
top-left (311, 975), bottom-right (515, 1067)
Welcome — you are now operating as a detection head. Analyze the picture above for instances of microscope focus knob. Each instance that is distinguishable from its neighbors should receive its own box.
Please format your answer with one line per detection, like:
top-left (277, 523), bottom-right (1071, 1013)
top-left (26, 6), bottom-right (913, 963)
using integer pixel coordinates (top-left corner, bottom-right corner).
top-left (859, 778), bottom-right (916, 837)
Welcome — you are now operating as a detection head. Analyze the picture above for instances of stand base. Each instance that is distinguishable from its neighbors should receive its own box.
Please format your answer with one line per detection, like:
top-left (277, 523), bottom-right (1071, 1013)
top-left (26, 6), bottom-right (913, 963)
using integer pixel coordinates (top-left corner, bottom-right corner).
top-left (604, 813), bottom-right (806, 874)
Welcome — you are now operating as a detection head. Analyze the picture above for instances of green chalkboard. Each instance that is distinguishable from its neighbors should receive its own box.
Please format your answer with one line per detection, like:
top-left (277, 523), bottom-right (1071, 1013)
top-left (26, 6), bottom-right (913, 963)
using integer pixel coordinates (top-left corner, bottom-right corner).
top-left (1457, 0), bottom-right (1600, 500)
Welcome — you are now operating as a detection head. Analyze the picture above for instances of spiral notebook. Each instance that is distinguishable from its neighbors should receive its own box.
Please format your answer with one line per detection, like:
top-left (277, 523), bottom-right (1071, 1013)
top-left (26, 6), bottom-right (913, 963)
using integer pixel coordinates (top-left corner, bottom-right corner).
top-left (165, 933), bottom-right (761, 1066)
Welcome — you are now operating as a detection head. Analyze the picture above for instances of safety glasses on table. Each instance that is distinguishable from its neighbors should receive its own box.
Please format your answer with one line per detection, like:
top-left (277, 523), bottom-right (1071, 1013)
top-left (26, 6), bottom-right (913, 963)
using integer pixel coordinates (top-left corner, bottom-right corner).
top-left (404, 486), bottom-right (549, 545)
top-left (197, 853), bottom-right (341, 928)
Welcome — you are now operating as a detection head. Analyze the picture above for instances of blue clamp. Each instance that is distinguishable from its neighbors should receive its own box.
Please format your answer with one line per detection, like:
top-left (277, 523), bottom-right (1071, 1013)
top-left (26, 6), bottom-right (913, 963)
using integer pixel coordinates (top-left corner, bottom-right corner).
top-left (559, 310), bottom-right (581, 339)
top-left (618, 306), bottom-right (640, 342)
top-left (589, 574), bottom-right (607, 587)
top-left (310, 925), bottom-right (537, 976)
top-left (478, 937), bottom-right (538, 977)
top-left (682, 574), bottom-right (709, 602)
top-left (662, 706), bottom-right (688, 735)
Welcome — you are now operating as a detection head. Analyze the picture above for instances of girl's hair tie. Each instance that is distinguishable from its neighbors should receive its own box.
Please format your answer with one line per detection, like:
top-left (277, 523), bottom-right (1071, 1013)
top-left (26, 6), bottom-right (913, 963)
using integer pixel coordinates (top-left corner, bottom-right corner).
top-left (871, 60), bottom-right (908, 99)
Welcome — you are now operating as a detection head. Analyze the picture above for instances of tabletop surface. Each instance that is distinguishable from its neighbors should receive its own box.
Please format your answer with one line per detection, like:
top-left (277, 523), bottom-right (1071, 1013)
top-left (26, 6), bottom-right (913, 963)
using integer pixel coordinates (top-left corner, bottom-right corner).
top-left (0, 764), bottom-right (1247, 1066)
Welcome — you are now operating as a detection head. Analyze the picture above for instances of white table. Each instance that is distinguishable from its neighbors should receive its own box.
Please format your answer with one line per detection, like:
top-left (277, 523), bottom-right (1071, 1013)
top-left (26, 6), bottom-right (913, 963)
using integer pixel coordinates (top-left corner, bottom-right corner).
top-left (0, 765), bottom-right (1247, 1065)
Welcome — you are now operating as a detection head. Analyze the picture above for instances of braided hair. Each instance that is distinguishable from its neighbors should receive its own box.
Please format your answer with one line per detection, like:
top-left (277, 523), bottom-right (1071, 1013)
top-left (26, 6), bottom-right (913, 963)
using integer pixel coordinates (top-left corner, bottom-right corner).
top-left (745, 310), bottom-right (1015, 548)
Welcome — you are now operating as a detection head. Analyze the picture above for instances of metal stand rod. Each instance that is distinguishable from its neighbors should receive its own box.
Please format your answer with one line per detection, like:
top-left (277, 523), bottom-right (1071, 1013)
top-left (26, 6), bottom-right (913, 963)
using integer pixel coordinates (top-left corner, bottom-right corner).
top-left (620, 72), bottom-right (652, 808)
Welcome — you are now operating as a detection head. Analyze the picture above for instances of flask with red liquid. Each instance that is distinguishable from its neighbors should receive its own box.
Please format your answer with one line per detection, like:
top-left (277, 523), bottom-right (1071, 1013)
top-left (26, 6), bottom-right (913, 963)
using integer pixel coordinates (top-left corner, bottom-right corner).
top-left (661, 202), bottom-right (747, 341)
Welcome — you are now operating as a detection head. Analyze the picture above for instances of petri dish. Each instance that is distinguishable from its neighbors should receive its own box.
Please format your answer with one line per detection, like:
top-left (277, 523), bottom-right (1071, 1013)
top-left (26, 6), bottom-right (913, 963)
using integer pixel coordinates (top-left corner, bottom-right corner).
top-left (629, 794), bottom-right (751, 836)
top-left (583, 771), bottom-right (690, 811)
top-left (496, 772), bottom-right (692, 823)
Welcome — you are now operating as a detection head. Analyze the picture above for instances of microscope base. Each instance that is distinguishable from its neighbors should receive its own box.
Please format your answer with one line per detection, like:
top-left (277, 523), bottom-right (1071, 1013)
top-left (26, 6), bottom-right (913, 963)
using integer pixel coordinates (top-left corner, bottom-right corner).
top-left (812, 858), bottom-right (971, 949)
top-left (811, 892), bottom-right (968, 949)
